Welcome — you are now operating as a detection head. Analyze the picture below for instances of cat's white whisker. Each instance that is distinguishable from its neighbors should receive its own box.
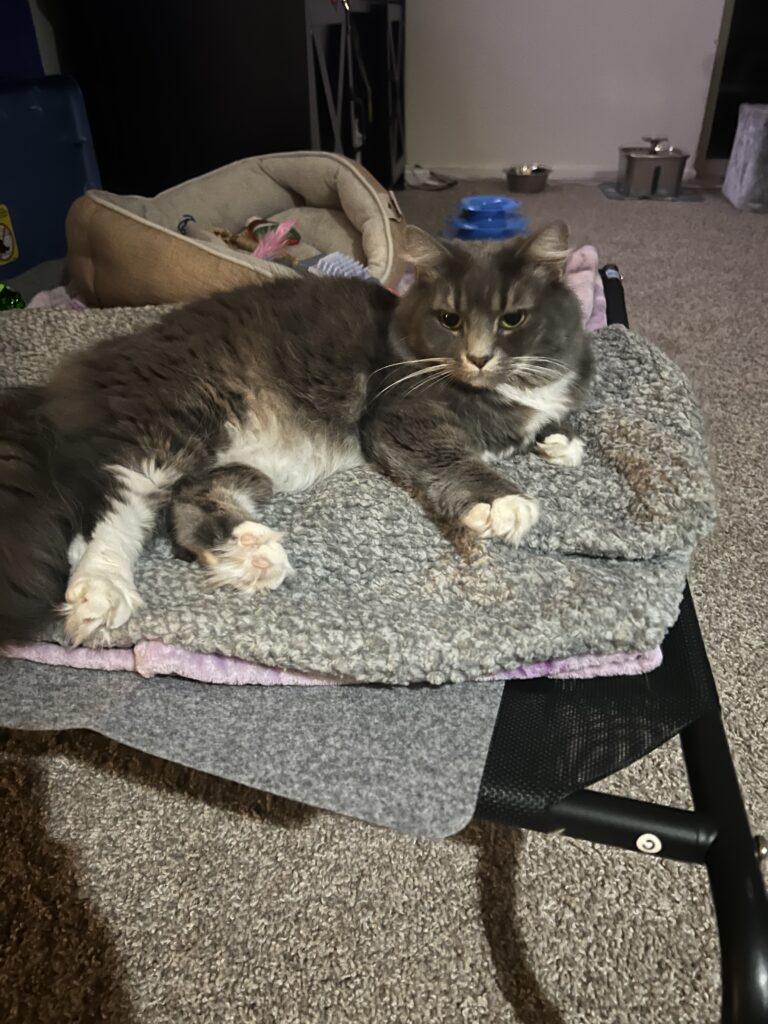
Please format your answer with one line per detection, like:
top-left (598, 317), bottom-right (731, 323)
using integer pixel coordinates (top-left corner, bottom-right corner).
top-left (517, 368), bottom-right (563, 382)
top-left (373, 363), bottom-right (449, 400)
top-left (403, 368), bottom-right (453, 400)
top-left (510, 356), bottom-right (570, 374)
top-left (368, 357), bottom-right (446, 379)
top-left (509, 359), bottom-right (567, 384)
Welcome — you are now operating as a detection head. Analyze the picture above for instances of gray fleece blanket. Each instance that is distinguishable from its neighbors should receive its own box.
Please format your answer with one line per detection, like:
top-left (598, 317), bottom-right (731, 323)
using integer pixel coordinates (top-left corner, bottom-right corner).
top-left (1, 308), bottom-right (715, 684)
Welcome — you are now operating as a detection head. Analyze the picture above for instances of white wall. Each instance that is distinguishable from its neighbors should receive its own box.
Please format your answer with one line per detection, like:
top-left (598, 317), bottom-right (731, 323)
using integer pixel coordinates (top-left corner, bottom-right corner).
top-left (406, 0), bottom-right (725, 179)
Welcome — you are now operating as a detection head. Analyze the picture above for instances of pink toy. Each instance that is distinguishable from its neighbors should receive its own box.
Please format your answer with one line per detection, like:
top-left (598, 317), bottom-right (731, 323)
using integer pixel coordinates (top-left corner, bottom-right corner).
top-left (251, 218), bottom-right (299, 260)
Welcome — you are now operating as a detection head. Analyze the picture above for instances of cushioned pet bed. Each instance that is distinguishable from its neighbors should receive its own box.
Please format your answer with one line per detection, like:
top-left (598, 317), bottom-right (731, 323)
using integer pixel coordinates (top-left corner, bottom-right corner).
top-left (0, 306), bottom-right (715, 685)
top-left (65, 151), bottom-right (407, 306)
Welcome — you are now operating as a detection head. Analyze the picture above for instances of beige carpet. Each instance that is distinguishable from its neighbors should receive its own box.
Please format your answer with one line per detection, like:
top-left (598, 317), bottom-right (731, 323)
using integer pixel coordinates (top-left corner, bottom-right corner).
top-left (2, 182), bottom-right (767, 1024)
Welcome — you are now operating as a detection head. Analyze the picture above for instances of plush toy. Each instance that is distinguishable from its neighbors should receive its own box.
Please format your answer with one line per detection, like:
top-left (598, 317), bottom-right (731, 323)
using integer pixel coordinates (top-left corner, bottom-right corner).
top-left (178, 214), bottom-right (302, 264)
top-left (248, 218), bottom-right (301, 260)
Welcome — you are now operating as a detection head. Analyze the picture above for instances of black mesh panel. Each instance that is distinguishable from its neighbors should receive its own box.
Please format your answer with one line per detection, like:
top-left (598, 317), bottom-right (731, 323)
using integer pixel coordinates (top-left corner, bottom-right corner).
top-left (476, 587), bottom-right (718, 823)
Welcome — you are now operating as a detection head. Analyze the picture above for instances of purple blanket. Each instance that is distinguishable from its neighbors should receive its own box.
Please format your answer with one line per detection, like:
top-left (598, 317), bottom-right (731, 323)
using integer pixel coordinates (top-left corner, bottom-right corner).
top-left (3, 641), bottom-right (661, 686)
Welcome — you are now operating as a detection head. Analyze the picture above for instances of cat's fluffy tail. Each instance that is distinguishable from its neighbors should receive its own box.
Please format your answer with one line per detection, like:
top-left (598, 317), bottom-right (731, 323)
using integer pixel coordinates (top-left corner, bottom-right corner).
top-left (0, 388), bottom-right (79, 646)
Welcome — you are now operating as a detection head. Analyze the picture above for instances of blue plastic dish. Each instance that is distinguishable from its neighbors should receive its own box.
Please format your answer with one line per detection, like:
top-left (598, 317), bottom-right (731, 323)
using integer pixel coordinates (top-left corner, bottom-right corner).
top-left (446, 194), bottom-right (528, 240)
top-left (459, 195), bottom-right (520, 217)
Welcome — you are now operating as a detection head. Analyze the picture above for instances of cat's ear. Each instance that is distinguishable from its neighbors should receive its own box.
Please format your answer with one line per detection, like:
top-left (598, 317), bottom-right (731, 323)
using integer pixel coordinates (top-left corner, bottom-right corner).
top-left (523, 221), bottom-right (570, 279)
top-left (403, 225), bottom-right (450, 279)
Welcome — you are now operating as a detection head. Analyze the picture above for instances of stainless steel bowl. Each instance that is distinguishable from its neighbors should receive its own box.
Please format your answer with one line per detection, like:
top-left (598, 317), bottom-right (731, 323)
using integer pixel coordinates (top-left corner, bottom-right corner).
top-left (505, 165), bottom-right (551, 193)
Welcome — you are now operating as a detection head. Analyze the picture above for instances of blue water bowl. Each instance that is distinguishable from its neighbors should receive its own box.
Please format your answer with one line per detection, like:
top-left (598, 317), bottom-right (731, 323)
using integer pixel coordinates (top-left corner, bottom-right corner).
top-left (446, 194), bottom-right (528, 240)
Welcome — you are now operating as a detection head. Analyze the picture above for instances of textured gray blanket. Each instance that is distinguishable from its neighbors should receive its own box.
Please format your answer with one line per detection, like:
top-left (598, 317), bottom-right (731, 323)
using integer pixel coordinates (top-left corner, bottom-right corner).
top-left (1, 308), bottom-right (715, 684)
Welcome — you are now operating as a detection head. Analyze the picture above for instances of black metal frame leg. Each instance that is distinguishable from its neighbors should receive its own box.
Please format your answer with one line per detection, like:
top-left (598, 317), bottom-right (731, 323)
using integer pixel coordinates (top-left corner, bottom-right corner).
top-left (476, 585), bottom-right (768, 1022)
top-left (681, 710), bottom-right (768, 1024)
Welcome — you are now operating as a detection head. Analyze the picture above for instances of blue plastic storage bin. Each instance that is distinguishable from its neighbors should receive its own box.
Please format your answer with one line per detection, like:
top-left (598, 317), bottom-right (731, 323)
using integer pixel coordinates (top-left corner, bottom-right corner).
top-left (0, 76), bottom-right (100, 279)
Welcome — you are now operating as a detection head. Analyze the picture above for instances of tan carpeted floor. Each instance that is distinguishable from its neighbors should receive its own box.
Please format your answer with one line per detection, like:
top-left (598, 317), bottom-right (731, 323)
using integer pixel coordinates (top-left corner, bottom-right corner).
top-left (1, 182), bottom-right (766, 1024)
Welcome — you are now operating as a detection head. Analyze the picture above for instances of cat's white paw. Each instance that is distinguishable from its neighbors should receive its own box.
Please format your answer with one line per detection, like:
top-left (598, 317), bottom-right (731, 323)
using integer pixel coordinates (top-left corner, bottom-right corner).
top-left (62, 574), bottom-right (143, 646)
top-left (536, 433), bottom-right (584, 467)
top-left (462, 494), bottom-right (540, 545)
top-left (206, 521), bottom-right (294, 593)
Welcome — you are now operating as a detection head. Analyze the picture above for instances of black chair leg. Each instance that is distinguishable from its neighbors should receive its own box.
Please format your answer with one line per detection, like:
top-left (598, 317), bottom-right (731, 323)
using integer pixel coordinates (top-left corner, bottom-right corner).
top-left (681, 710), bottom-right (768, 1024)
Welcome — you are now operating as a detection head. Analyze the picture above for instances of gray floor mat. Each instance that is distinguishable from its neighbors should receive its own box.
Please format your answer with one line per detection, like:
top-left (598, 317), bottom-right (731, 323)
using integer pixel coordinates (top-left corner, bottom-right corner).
top-left (0, 657), bottom-right (504, 838)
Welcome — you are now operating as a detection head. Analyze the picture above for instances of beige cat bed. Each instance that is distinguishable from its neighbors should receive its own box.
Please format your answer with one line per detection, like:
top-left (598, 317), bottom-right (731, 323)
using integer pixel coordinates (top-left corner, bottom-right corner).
top-left (66, 151), bottom-right (408, 306)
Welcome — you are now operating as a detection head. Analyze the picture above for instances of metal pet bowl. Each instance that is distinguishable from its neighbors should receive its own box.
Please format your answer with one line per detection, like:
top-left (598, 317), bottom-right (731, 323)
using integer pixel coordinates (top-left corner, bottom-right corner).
top-left (505, 164), bottom-right (551, 193)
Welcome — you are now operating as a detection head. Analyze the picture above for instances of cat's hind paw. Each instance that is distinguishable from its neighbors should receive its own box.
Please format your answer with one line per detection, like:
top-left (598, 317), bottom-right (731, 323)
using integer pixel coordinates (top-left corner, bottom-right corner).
top-left (61, 574), bottom-right (143, 646)
top-left (462, 494), bottom-right (540, 545)
top-left (205, 521), bottom-right (294, 593)
top-left (536, 433), bottom-right (584, 467)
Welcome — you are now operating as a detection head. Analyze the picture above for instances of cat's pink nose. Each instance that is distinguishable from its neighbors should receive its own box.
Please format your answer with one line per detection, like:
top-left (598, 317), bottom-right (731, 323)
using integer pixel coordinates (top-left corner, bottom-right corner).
top-left (467, 353), bottom-right (491, 369)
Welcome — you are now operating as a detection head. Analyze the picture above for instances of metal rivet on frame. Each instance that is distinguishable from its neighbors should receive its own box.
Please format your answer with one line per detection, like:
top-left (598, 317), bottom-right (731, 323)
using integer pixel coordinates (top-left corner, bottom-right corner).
top-left (636, 833), bottom-right (663, 855)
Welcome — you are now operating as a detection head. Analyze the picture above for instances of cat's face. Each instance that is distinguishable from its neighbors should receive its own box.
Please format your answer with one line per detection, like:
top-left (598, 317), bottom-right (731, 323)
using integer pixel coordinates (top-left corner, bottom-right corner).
top-left (394, 223), bottom-right (585, 393)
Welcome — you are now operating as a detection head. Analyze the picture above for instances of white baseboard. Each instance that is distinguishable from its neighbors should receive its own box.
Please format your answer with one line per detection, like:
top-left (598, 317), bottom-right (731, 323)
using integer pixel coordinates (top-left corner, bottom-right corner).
top-left (426, 164), bottom-right (616, 183)
top-left (425, 162), bottom-right (699, 184)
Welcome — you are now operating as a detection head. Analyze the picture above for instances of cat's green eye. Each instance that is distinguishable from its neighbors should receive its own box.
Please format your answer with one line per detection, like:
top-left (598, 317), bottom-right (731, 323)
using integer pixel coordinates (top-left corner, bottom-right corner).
top-left (500, 310), bottom-right (527, 330)
top-left (435, 310), bottom-right (462, 331)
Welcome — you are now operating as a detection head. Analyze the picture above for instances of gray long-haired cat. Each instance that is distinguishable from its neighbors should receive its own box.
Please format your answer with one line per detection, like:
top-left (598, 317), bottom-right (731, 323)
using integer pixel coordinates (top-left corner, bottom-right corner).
top-left (0, 223), bottom-right (591, 647)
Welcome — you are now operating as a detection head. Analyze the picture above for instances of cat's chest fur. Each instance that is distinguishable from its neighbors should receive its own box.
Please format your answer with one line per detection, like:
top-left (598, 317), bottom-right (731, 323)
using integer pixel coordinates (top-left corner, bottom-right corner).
top-left (216, 397), bottom-right (364, 493)
top-left (462, 372), bottom-right (578, 459)
top-left (496, 373), bottom-right (576, 442)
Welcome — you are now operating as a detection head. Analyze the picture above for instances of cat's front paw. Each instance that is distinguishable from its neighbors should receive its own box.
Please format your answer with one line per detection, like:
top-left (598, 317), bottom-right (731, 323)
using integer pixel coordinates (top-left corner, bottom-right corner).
top-left (536, 433), bottom-right (584, 467)
top-left (206, 521), bottom-right (294, 593)
top-left (61, 574), bottom-right (143, 646)
top-left (462, 494), bottom-right (540, 545)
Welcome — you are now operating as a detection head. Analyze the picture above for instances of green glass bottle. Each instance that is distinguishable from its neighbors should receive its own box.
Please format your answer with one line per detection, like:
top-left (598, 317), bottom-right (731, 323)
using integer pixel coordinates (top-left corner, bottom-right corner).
top-left (0, 283), bottom-right (25, 310)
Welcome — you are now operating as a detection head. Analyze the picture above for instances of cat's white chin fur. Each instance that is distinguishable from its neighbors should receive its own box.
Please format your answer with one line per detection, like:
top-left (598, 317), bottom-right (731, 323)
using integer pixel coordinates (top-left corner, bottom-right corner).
top-left (62, 574), bottom-right (143, 647)
top-left (206, 521), bottom-right (294, 592)
top-left (536, 433), bottom-right (584, 467)
top-left (462, 495), bottom-right (540, 545)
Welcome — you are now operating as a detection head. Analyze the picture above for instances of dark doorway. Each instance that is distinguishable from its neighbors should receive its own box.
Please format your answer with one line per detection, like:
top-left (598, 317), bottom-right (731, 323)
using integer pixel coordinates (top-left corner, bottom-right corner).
top-left (707, 0), bottom-right (768, 160)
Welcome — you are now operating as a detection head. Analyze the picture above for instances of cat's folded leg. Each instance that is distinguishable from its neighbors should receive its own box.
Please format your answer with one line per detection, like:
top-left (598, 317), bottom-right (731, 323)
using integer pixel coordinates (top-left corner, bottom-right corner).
top-left (534, 421), bottom-right (585, 467)
top-left (169, 463), bottom-right (293, 593)
top-left (61, 461), bottom-right (175, 646)
top-left (363, 409), bottom-right (539, 546)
